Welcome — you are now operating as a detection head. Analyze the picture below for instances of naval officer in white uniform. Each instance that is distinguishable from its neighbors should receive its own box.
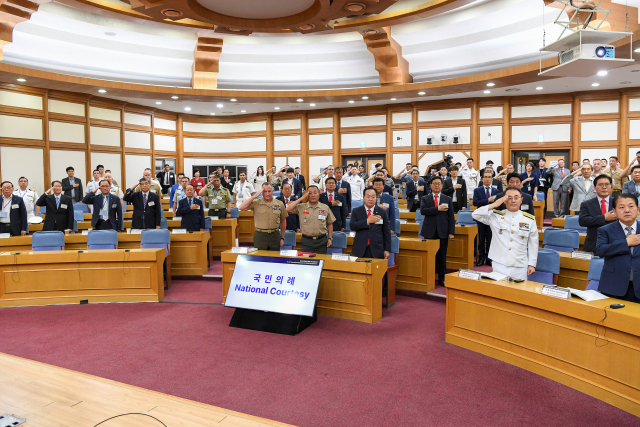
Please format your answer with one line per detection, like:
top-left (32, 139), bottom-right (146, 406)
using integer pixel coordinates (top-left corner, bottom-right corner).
top-left (472, 187), bottom-right (539, 280)
top-left (14, 176), bottom-right (39, 220)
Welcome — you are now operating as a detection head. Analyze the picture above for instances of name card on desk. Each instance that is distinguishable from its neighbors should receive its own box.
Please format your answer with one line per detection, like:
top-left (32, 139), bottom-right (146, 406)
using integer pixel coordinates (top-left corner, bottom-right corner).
top-left (398, 208), bottom-right (410, 213)
top-left (173, 217), bottom-right (182, 221)
top-left (458, 269), bottom-right (481, 280)
top-left (571, 251), bottom-right (593, 260)
top-left (280, 250), bottom-right (298, 257)
top-left (81, 230), bottom-right (89, 235)
top-left (349, 232), bottom-right (356, 237)
top-left (172, 229), bottom-right (187, 234)
top-left (131, 229), bottom-right (143, 235)
top-left (399, 219), bottom-right (408, 224)
top-left (210, 216), bottom-right (219, 221)
top-left (331, 253), bottom-right (350, 261)
top-left (541, 285), bottom-right (571, 300)
top-left (0, 233), bottom-right (11, 239)
top-left (231, 246), bottom-right (258, 254)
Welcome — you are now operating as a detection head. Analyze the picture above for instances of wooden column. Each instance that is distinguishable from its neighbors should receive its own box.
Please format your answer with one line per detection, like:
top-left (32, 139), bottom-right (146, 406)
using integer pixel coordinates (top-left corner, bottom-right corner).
top-left (177, 115), bottom-right (184, 173)
top-left (120, 107), bottom-right (126, 187)
top-left (620, 92), bottom-right (629, 165)
top-left (471, 100), bottom-right (479, 162)
top-left (85, 99), bottom-right (92, 182)
top-left (412, 104), bottom-right (418, 165)
top-left (333, 111), bottom-right (340, 166)
top-left (503, 99), bottom-right (511, 166)
top-left (301, 112), bottom-right (309, 179)
top-left (43, 91), bottom-right (50, 189)
top-left (266, 114), bottom-right (274, 168)
top-left (386, 107), bottom-right (392, 170)
top-left (571, 96), bottom-right (580, 162)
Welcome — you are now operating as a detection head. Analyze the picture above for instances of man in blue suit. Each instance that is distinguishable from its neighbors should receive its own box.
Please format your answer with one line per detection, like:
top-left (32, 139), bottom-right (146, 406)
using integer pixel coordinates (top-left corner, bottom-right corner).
top-left (372, 177), bottom-right (395, 234)
top-left (334, 167), bottom-right (352, 214)
top-left (319, 177), bottom-right (348, 231)
top-left (176, 184), bottom-right (205, 231)
top-left (596, 193), bottom-right (640, 303)
top-left (351, 187), bottom-right (390, 259)
top-left (473, 170), bottom-right (502, 266)
top-left (420, 175), bottom-right (455, 286)
top-left (0, 181), bottom-right (27, 236)
top-left (405, 169), bottom-right (426, 212)
top-left (82, 179), bottom-right (123, 230)
top-left (281, 168), bottom-right (302, 198)
top-left (276, 183), bottom-right (299, 232)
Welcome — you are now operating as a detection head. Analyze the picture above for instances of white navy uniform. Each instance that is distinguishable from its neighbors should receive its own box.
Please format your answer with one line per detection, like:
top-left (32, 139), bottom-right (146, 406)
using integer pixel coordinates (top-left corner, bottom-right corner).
top-left (472, 205), bottom-right (539, 280)
top-left (14, 188), bottom-right (38, 220)
top-left (461, 166), bottom-right (479, 199)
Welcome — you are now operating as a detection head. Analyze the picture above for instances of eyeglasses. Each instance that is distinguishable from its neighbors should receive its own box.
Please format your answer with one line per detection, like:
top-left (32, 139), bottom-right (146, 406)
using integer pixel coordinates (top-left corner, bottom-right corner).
top-left (596, 183), bottom-right (611, 187)
top-left (506, 196), bottom-right (522, 201)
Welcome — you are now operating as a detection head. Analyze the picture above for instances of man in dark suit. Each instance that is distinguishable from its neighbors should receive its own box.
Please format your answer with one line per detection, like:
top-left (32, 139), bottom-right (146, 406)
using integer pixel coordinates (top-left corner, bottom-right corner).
top-left (372, 177), bottom-right (396, 234)
top-left (123, 178), bottom-right (162, 229)
top-left (493, 173), bottom-right (535, 217)
top-left (546, 160), bottom-right (571, 217)
top-left (82, 180), bottom-right (123, 231)
top-left (176, 184), bottom-right (205, 231)
top-left (479, 160), bottom-right (496, 180)
top-left (0, 181), bottom-right (27, 236)
top-left (596, 193), bottom-right (640, 302)
top-left (319, 177), bottom-right (347, 231)
top-left (61, 166), bottom-right (83, 203)
top-left (220, 169), bottom-right (234, 192)
top-left (535, 158), bottom-right (549, 216)
top-left (476, 166), bottom-right (503, 193)
top-left (294, 167), bottom-right (306, 192)
top-left (473, 171), bottom-right (502, 266)
top-left (420, 175), bottom-right (455, 286)
top-left (579, 174), bottom-right (616, 253)
top-left (334, 167), bottom-right (352, 214)
top-left (405, 169), bottom-right (426, 212)
top-left (276, 183), bottom-right (299, 232)
top-left (156, 164), bottom-right (175, 195)
top-left (36, 181), bottom-right (74, 233)
top-left (351, 187), bottom-right (391, 259)
top-left (373, 170), bottom-right (394, 197)
top-left (281, 168), bottom-right (302, 198)
top-left (442, 165), bottom-right (467, 212)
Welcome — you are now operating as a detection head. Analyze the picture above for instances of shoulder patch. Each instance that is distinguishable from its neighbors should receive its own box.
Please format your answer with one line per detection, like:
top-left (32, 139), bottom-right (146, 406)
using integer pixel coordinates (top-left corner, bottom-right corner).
top-left (492, 209), bottom-right (505, 216)
top-left (523, 212), bottom-right (535, 220)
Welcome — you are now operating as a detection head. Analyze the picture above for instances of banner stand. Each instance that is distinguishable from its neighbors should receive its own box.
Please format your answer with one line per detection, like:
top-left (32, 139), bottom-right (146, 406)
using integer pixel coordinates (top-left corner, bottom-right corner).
top-left (229, 306), bottom-right (317, 336)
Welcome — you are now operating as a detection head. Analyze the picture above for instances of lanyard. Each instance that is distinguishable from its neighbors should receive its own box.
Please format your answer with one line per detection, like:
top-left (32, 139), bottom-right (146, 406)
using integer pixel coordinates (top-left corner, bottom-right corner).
top-left (2, 198), bottom-right (11, 210)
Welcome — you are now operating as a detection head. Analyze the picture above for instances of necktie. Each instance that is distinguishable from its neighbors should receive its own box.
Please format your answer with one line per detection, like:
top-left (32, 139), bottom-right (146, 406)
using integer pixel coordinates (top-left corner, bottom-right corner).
top-left (55, 196), bottom-right (59, 209)
top-left (337, 181), bottom-right (341, 190)
top-left (627, 227), bottom-right (635, 267)
top-left (561, 169), bottom-right (564, 177)
top-left (367, 209), bottom-right (372, 245)
top-left (285, 198), bottom-right (289, 204)
top-left (329, 194), bottom-right (333, 202)
top-left (486, 188), bottom-right (490, 199)
top-left (434, 195), bottom-right (438, 206)
top-left (601, 199), bottom-right (607, 215)
top-left (188, 198), bottom-right (192, 206)
top-left (143, 193), bottom-right (147, 208)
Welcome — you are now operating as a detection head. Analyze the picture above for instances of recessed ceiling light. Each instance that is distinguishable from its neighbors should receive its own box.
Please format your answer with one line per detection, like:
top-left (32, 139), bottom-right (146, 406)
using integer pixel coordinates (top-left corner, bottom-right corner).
top-left (171, 96), bottom-right (179, 99)
top-left (275, 107), bottom-right (280, 110)
top-left (216, 103), bottom-right (223, 108)
top-left (597, 70), bottom-right (608, 76)
top-left (210, 113), bottom-right (215, 115)
top-left (362, 96), bottom-right (369, 100)
top-left (155, 101), bottom-right (162, 105)
top-left (241, 110), bottom-right (246, 113)
top-left (390, 98), bottom-right (396, 101)
top-left (297, 99), bottom-right (304, 102)
top-left (310, 103), bottom-right (316, 107)
top-left (349, 100), bottom-right (355, 103)
top-left (591, 83), bottom-right (600, 87)
top-left (536, 86), bottom-right (543, 90)
top-left (104, 32), bottom-right (116, 36)
top-left (184, 107), bottom-right (191, 111)
top-left (230, 98), bottom-right (237, 102)
top-left (98, 89), bottom-right (106, 93)
top-left (486, 83), bottom-right (495, 87)
top-left (16, 78), bottom-right (26, 82)
top-left (418, 91), bottom-right (426, 95)
top-left (635, 48), bottom-right (640, 53)
top-left (483, 90), bottom-right (490, 94)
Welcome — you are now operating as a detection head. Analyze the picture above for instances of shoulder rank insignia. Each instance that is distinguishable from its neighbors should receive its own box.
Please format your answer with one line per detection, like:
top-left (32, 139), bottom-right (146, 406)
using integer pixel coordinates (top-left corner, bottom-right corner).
top-left (522, 212), bottom-right (535, 220)
top-left (492, 209), bottom-right (505, 216)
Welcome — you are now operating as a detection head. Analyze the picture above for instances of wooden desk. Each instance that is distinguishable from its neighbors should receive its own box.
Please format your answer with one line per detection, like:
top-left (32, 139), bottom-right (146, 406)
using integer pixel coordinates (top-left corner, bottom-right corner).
top-left (0, 249), bottom-right (164, 307)
top-left (210, 219), bottom-right (237, 258)
top-left (552, 217), bottom-right (565, 228)
top-left (558, 251), bottom-right (590, 290)
top-left (123, 210), bottom-right (174, 219)
top-left (0, 232), bottom-right (209, 277)
top-left (399, 211), bottom-right (414, 222)
top-left (446, 274), bottom-right (640, 417)
top-left (221, 251), bottom-right (387, 323)
top-left (399, 224), bottom-right (476, 271)
top-left (396, 238), bottom-right (439, 292)
top-left (533, 200), bottom-right (544, 229)
top-left (238, 211), bottom-right (256, 243)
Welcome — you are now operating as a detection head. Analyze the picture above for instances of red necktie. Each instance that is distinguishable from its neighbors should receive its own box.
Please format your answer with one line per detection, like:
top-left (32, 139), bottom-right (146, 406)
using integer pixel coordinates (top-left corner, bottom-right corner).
top-left (561, 169), bottom-right (564, 177)
top-left (367, 209), bottom-right (371, 245)
top-left (329, 194), bottom-right (333, 202)
top-left (434, 195), bottom-right (438, 206)
top-left (285, 198), bottom-right (289, 204)
top-left (601, 199), bottom-right (606, 215)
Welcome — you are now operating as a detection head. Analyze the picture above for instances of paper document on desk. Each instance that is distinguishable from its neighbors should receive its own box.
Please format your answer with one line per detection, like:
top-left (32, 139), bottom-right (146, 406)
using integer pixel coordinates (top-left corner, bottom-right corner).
top-left (480, 272), bottom-right (508, 281)
top-left (567, 288), bottom-right (609, 302)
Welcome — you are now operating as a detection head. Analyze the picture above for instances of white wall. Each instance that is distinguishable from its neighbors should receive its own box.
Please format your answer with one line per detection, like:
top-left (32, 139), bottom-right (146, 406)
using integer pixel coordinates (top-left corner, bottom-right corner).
top-left (479, 107), bottom-right (502, 119)
top-left (308, 117), bottom-right (333, 129)
top-left (274, 135), bottom-right (301, 151)
top-left (580, 100), bottom-right (619, 115)
top-left (392, 112), bottom-right (412, 124)
top-left (125, 154), bottom-right (151, 189)
top-left (392, 153), bottom-right (412, 176)
top-left (154, 118), bottom-right (176, 130)
top-left (124, 112), bottom-right (151, 127)
top-left (91, 152), bottom-right (121, 185)
top-left (0, 90), bottom-right (42, 110)
top-left (581, 121), bottom-right (618, 141)
top-left (341, 132), bottom-right (386, 149)
top-left (392, 129), bottom-right (412, 147)
top-left (274, 119), bottom-right (301, 130)
top-left (479, 126), bottom-right (502, 144)
top-left (309, 155), bottom-right (333, 179)
top-left (512, 124), bottom-right (571, 143)
top-left (418, 108), bottom-right (470, 122)
top-left (90, 106), bottom-right (120, 122)
top-left (183, 136), bottom-right (267, 153)
top-left (629, 120), bottom-right (640, 139)
top-left (480, 151), bottom-right (502, 169)
top-left (90, 126), bottom-right (120, 146)
top-left (0, 115), bottom-right (43, 140)
top-left (581, 148), bottom-right (617, 163)
top-left (418, 127), bottom-right (470, 145)
top-left (340, 115), bottom-right (386, 127)
top-left (49, 99), bottom-right (84, 116)
top-left (1, 147), bottom-right (45, 195)
top-left (418, 152), bottom-right (444, 173)
top-left (154, 134), bottom-right (176, 151)
top-left (183, 121), bottom-right (266, 133)
top-left (309, 134), bottom-right (332, 150)
top-left (511, 104), bottom-right (571, 118)
top-left (50, 150), bottom-right (86, 186)
top-left (124, 130), bottom-right (151, 149)
top-left (49, 121), bottom-right (85, 144)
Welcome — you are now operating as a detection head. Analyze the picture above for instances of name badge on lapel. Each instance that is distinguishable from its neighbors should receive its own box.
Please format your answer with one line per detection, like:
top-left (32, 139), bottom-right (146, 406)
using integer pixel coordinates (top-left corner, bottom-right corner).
top-left (521, 204), bottom-right (529, 210)
top-left (148, 201), bottom-right (155, 206)
top-left (60, 204), bottom-right (67, 209)
top-left (318, 214), bottom-right (326, 220)
top-left (112, 204), bottom-right (117, 209)
top-left (375, 218), bottom-right (383, 224)
top-left (11, 204), bottom-right (18, 209)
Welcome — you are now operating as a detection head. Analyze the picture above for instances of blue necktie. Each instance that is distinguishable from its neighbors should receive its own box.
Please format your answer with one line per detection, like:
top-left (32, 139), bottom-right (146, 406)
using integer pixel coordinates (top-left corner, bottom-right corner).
top-left (486, 188), bottom-right (490, 199)
top-left (143, 193), bottom-right (147, 207)
top-left (56, 196), bottom-right (59, 209)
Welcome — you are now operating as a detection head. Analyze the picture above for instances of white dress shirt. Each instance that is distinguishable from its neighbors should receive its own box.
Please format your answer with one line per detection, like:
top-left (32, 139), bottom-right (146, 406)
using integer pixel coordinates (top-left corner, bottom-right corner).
top-left (0, 196), bottom-right (12, 223)
top-left (597, 196), bottom-right (610, 212)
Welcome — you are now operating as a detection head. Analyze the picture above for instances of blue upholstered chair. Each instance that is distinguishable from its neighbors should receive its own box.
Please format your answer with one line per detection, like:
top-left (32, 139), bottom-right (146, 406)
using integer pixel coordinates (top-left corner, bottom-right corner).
top-left (466, 201), bottom-right (471, 210)
top-left (204, 216), bottom-right (212, 230)
top-left (389, 234), bottom-right (400, 266)
top-left (564, 215), bottom-right (587, 233)
top-left (141, 229), bottom-right (171, 289)
top-left (344, 217), bottom-right (351, 233)
top-left (537, 191), bottom-right (545, 201)
top-left (39, 206), bottom-right (46, 217)
top-left (351, 200), bottom-right (364, 211)
top-left (32, 231), bottom-right (65, 251)
top-left (527, 248), bottom-right (560, 284)
top-left (586, 256), bottom-right (604, 291)
top-left (230, 207), bottom-right (239, 218)
top-left (456, 210), bottom-right (476, 226)
top-left (394, 200), bottom-right (399, 208)
top-left (73, 210), bottom-right (85, 223)
top-left (73, 202), bottom-right (90, 213)
top-left (395, 218), bottom-right (401, 235)
top-left (281, 230), bottom-right (297, 251)
top-left (543, 228), bottom-right (580, 253)
top-left (327, 231), bottom-right (347, 254)
top-left (87, 229), bottom-right (118, 250)
top-left (273, 191), bottom-right (281, 198)
top-left (160, 217), bottom-right (168, 230)
top-left (415, 210), bottom-right (425, 223)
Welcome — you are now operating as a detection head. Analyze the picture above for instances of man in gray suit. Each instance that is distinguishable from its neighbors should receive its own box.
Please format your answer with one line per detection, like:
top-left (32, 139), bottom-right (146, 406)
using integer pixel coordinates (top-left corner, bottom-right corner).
top-left (562, 163), bottom-right (596, 212)
top-left (623, 165), bottom-right (640, 196)
top-left (545, 159), bottom-right (571, 217)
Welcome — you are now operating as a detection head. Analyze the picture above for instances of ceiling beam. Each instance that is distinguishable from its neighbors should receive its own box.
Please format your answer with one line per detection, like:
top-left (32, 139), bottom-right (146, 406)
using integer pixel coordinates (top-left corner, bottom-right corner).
top-left (362, 26), bottom-right (412, 86)
top-left (0, 0), bottom-right (46, 61)
top-left (192, 34), bottom-right (223, 90)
